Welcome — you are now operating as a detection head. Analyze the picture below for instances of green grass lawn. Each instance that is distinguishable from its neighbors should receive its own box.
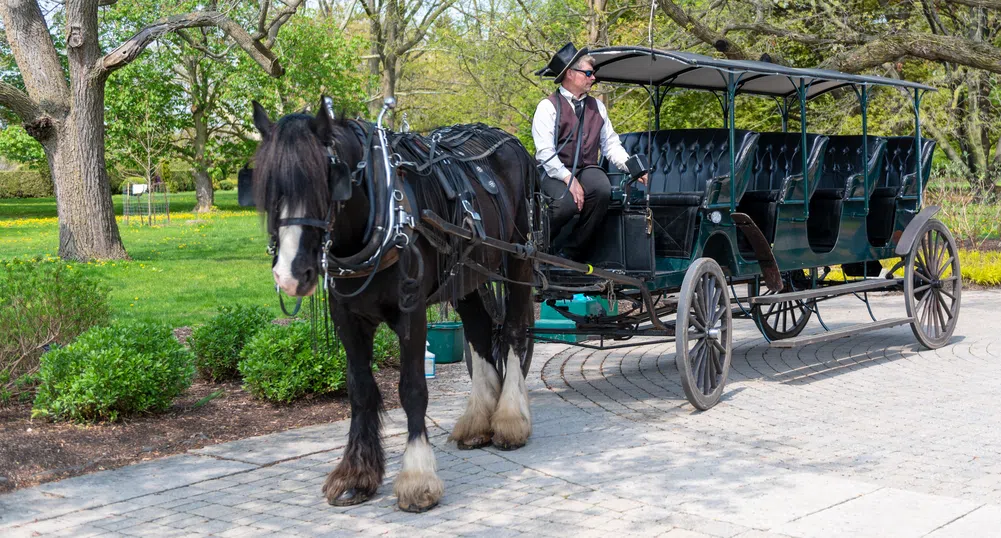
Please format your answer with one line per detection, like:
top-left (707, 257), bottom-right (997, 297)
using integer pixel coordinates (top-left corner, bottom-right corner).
top-left (0, 191), bottom-right (282, 327)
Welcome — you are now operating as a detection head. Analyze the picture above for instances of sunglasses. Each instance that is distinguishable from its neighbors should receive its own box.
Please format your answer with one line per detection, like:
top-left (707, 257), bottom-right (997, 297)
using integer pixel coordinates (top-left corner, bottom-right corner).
top-left (572, 68), bottom-right (597, 78)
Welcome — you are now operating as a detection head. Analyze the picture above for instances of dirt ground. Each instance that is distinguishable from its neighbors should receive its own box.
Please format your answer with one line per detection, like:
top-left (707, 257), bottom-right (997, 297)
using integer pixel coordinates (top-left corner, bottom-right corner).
top-left (0, 367), bottom-right (403, 494)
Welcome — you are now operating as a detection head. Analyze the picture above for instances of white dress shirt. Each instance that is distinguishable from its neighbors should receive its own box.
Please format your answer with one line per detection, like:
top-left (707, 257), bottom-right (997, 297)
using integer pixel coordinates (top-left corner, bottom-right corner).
top-left (531, 86), bottom-right (631, 182)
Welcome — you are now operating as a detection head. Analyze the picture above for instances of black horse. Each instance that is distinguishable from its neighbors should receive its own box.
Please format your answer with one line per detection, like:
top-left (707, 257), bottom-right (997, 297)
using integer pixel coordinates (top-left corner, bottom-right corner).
top-left (251, 99), bottom-right (536, 512)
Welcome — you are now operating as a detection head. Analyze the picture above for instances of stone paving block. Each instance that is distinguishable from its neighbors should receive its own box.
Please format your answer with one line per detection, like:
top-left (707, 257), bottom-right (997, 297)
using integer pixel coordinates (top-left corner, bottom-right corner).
top-left (660, 529), bottom-right (717, 538)
top-left (917, 504), bottom-right (1001, 537)
top-left (676, 472), bottom-right (881, 529)
top-left (1, 455), bottom-right (256, 528)
top-left (775, 488), bottom-right (981, 538)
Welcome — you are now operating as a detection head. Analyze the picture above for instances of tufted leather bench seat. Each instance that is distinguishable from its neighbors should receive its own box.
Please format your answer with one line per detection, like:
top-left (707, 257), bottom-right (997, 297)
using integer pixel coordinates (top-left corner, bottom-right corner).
top-left (737, 133), bottom-right (829, 252)
top-left (868, 136), bottom-right (936, 245)
top-left (809, 135), bottom-right (887, 250)
top-left (594, 129), bottom-right (759, 259)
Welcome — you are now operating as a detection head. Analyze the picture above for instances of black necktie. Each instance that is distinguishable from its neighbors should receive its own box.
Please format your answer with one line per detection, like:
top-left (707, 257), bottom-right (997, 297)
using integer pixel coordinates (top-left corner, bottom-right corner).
top-left (573, 98), bottom-right (584, 119)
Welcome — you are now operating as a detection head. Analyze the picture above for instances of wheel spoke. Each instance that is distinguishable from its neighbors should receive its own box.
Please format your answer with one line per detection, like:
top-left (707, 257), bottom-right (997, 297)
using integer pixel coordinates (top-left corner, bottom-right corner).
top-left (690, 337), bottom-right (706, 361)
top-left (704, 344), bottom-right (712, 394)
top-left (931, 232), bottom-right (944, 277)
top-left (689, 313), bottom-right (706, 333)
top-left (711, 338), bottom-right (727, 355)
top-left (938, 286), bottom-right (958, 301)
top-left (709, 285), bottom-right (722, 322)
top-left (934, 290), bottom-right (954, 320)
top-left (713, 304), bottom-right (728, 325)
top-left (707, 346), bottom-right (718, 391)
top-left (704, 276), bottom-right (715, 321)
top-left (693, 352), bottom-right (704, 390)
top-left (710, 344), bottom-right (723, 376)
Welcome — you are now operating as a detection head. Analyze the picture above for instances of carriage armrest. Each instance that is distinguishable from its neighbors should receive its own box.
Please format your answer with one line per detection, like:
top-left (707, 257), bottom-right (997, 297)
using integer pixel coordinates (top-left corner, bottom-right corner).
top-left (900, 171), bottom-right (920, 198)
top-left (779, 173), bottom-right (803, 202)
top-left (704, 173), bottom-right (731, 207)
top-left (846, 172), bottom-right (865, 200)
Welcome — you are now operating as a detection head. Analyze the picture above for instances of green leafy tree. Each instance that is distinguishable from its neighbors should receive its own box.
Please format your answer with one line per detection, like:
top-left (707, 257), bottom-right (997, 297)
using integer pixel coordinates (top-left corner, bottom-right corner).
top-left (0, 1), bottom-right (305, 260)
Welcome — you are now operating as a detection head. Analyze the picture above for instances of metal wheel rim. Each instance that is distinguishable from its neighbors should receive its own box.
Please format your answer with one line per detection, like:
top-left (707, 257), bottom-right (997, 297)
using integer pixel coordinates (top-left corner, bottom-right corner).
top-left (676, 259), bottom-right (731, 410)
top-left (905, 220), bottom-right (961, 348)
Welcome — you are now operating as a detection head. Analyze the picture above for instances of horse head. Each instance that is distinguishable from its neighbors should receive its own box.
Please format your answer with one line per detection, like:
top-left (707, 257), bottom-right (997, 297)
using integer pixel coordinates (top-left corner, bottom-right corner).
top-left (251, 98), bottom-right (362, 297)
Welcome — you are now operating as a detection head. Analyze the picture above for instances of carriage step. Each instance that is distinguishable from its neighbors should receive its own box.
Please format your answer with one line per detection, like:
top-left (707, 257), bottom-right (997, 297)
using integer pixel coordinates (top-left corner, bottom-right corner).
top-left (769, 317), bottom-right (914, 348)
top-left (749, 278), bottom-right (902, 305)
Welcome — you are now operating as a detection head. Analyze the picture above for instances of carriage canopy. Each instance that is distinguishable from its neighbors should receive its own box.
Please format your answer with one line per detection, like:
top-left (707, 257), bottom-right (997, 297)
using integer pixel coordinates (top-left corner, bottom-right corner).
top-left (585, 46), bottom-right (935, 100)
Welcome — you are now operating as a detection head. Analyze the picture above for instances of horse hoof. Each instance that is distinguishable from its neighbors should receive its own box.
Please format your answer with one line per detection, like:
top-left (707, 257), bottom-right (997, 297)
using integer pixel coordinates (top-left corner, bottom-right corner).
top-left (456, 435), bottom-right (492, 450)
top-left (329, 488), bottom-right (371, 507)
top-left (399, 500), bottom-right (439, 513)
top-left (492, 440), bottom-right (525, 451)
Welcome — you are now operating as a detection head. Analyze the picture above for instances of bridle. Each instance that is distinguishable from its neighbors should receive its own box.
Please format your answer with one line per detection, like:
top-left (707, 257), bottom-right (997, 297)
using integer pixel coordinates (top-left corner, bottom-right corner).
top-left (268, 98), bottom-right (416, 314)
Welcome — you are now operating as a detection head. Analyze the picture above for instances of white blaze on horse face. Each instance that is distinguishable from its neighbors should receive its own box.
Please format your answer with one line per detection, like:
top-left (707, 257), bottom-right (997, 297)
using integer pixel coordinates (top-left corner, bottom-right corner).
top-left (273, 206), bottom-right (307, 296)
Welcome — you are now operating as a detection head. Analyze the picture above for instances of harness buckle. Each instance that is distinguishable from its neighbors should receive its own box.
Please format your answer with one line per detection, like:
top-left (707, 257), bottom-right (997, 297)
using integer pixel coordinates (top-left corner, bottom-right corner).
top-left (461, 199), bottom-right (482, 222)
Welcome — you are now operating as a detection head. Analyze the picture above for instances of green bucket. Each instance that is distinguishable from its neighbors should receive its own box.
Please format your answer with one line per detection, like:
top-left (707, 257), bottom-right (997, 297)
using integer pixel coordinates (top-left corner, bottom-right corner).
top-left (427, 322), bottom-right (464, 364)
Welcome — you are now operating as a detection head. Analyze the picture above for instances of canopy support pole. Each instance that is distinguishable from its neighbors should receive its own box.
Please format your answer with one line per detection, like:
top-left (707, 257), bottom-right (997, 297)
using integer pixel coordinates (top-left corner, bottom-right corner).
top-left (727, 73), bottom-right (738, 212)
top-left (852, 84), bottom-right (871, 214)
top-left (913, 88), bottom-right (925, 208)
top-left (796, 78), bottom-right (812, 219)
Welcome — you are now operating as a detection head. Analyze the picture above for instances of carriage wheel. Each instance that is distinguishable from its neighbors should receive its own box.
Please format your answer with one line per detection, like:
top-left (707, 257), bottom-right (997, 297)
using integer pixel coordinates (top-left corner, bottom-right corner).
top-left (750, 276), bottom-right (813, 341)
top-left (904, 218), bottom-right (961, 349)
top-left (676, 258), bottom-right (732, 410)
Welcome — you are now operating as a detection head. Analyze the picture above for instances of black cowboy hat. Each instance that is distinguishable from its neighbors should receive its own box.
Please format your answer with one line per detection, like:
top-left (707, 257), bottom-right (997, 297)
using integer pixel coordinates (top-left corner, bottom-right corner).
top-left (536, 42), bottom-right (590, 84)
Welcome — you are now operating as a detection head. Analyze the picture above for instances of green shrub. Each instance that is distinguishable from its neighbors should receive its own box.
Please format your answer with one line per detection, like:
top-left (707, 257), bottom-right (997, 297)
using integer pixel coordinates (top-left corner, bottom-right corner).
top-left (0, 260), bottom-right (110, 396)
top-left (165, 169), bottom-right (196, 193)
top-left (0, 168), bottom-right (53, 198)
top-left (32, 321), bottom-right (194, 422)
top-left (239, 322), bottom-right (346, 403)
top-left (373, 325), bottom-right (399, 367)
top-left (189, 305), bottom-right (272, 381)
top-left (217, 179), bottom-right (237, 191)
top-left (960, 249), bottom-right (1001, 286)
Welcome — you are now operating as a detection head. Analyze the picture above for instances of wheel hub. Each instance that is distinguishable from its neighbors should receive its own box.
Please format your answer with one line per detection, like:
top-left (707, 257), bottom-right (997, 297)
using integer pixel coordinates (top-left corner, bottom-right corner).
top-left (707, 327), bottom-right (721, 340)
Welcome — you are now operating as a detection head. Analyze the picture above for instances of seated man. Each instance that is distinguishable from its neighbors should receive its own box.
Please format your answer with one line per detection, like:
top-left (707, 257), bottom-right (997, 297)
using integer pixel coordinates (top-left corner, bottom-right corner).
top-left (533, 42), bottom-right (646, 260)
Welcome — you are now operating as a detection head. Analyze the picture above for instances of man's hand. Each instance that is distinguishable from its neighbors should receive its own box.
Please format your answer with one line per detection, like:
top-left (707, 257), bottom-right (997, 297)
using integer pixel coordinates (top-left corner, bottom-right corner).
top-left (637, 173), bottom-right (649, 186)
top-left (567, 176), bottom-right (585, 211)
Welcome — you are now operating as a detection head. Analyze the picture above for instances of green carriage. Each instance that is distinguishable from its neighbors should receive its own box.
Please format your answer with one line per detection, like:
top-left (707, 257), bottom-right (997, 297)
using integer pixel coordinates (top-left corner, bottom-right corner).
top-left (526, 46), bottom-right (960, 410)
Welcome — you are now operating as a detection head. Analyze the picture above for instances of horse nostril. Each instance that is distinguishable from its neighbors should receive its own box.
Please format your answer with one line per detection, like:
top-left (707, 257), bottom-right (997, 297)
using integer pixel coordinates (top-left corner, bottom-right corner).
top-left (303, 267), bottom-right (316, 283)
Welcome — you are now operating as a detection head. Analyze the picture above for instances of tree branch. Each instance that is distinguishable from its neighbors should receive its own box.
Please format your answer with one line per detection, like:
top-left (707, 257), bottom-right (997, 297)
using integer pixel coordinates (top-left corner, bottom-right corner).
top-left (724, 22), bottom-right (866, 46)
top-left (942, 0), bottom-right (1001, 9)
top-left (0, 0), bottom-right (70, 107)
top-left (822, 33), bottom-right (1001, 75)
top-left (0, 81), bottom-right (40, 122)
top-left (658, 0), bottom-right (746, 59)
top-left (396, 0), bottom-right (459, 56)
top-left (99, 10), bottom-right (294, 79)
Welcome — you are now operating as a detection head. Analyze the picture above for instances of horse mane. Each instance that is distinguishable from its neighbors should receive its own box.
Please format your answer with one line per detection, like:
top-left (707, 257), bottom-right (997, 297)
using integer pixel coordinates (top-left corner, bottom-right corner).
top-left (253, 114), bottom-right (364, 233)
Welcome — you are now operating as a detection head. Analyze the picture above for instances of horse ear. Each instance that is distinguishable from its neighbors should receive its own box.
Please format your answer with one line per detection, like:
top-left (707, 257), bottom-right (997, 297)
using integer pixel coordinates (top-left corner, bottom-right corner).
top-left (252, 101), bottom-right (272, 138)
top-left (312, 97), bottom-right (334, 144)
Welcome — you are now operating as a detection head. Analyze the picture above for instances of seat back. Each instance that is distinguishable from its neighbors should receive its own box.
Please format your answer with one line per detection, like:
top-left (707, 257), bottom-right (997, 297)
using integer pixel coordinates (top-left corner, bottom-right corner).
top-left (878, 137), bottom-right (936, 197)
top-left (607, 129), bottom-right (759, 205)
top-left (817, 135), bottom-right (886, 199)
top-left (749, 132), bottom-right (828, 202)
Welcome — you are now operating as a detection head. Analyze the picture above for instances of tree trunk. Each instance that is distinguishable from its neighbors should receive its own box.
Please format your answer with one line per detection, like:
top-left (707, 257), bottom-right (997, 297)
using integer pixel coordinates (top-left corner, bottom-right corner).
top-left (367, 0), bottom-right (382, 117)
top-left (60, 1), bottom-right (128, 260)
top-left (49, 108), bottom-right (127, 261)
top-left (192, 105), bottom-right (213, 212)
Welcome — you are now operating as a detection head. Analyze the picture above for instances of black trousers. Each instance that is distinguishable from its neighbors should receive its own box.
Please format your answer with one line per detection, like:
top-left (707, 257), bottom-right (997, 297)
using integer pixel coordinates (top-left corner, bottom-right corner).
top-left (542, 166), bottom-right (612, 260)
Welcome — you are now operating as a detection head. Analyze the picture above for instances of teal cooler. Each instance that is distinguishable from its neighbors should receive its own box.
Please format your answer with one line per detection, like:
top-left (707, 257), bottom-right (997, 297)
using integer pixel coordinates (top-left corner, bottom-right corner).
top-left (427, 322), bottom-right (464, 364)
top-left (535, 294), bottom-right (617, 343)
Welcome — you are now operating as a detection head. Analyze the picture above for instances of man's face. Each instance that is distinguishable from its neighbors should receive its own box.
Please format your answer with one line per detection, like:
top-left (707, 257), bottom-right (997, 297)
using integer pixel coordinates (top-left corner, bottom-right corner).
top-left (564, 60), bottom-right (595, 97)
